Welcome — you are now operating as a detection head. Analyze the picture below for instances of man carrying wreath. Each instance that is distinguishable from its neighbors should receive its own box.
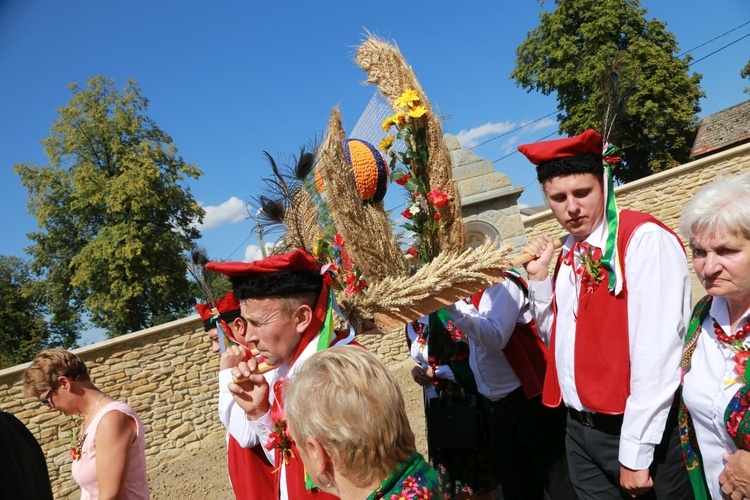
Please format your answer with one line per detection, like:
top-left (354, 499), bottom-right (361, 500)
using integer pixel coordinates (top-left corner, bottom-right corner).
top-left (206, 249), bottom-right (358, 500)
top-left (519, 130), bottom-right (693, 499)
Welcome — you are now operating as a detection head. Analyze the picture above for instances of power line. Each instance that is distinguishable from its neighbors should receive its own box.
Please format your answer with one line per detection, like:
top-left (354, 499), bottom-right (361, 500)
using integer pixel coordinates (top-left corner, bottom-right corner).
top-left (677, 20), bottom-right (750, 58)
top-left (492, 131), bottom-right (558, 164)
top-left (225, 234), bottom-right (253, 260)
top-left (688, 32), bottom-right (750, 67)
top-left (469, 111), bottom-right (557, 150)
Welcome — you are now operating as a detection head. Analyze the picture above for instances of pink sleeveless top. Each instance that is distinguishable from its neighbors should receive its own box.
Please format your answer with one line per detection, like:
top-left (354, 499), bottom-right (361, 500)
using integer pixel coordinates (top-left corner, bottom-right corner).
top-left (70, 400), bottom-right (149, 499)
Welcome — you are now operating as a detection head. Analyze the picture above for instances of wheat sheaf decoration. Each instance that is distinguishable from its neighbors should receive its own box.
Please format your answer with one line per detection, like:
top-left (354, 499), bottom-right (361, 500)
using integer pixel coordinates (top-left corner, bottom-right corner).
top-left (253, 35), bottom-right (520, 335)
top-left (355, 35), bottom-right (465, 256)
top-left (316, 108), bottom-right (407, 286)
top-left (338, 239), bottom-right (513, 333)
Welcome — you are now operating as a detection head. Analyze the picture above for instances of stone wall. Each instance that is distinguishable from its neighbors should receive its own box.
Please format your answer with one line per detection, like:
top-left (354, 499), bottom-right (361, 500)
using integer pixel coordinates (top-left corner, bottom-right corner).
top-left (523, 142), bottom-right (750, 301)
top-left (0, 316), bottom-right (222, 498)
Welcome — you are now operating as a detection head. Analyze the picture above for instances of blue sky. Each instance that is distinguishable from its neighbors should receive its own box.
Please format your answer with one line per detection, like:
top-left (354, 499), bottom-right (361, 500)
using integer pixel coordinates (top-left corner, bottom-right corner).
top-left (1, 1), bottom-right (748, 342)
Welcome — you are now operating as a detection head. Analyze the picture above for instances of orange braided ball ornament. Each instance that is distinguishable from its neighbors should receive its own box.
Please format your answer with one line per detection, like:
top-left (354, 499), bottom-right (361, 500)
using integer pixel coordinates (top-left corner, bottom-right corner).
top-left (314, 167), bottom-right (325, 195)
top-left (344, 139), bottom-right (390, 202)
top-left (315, 139), bottom-right (390, 203)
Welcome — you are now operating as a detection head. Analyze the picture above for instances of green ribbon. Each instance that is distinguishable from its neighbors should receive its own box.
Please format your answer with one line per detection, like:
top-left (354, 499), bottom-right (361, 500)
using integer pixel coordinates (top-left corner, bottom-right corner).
top-left (315, 288), bottom-right (335, 352)
top-left (303, 289), bottom-right (337, 491)
top-left (601, 144), bottom-right (622, 295)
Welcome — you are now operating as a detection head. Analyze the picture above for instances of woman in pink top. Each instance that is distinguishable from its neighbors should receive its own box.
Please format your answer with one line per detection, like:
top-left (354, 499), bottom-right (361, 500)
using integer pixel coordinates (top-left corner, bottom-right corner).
top-left (23, 349), bottom-right (149, 499)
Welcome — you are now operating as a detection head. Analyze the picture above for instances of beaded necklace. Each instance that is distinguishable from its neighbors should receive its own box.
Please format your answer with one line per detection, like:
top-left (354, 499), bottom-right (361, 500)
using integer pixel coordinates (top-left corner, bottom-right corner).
top-left (713, 317), bottom-right (750, 382)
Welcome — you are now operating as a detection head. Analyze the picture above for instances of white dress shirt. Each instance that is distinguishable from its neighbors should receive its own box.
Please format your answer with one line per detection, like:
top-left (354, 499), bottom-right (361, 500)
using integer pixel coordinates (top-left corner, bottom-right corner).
top-left (218, 367), bottom-right (275, 448)
top-left (683, 296), bottom-right (750, 500)
top-left (446, 279), bottom-right (526, 401)
top-left (528, 217), bottom-right (691, 470)
top-left (242, 333), bottom-right (332, 500)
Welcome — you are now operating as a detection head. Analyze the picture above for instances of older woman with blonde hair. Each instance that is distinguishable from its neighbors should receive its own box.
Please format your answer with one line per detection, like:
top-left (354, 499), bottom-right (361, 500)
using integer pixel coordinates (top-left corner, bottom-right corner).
top-left (23, 349), bottom-right (149, 499)
top-left (680, 172), bottom-right (750, 499)
top-left (284, 345), bottom-right (443, 500)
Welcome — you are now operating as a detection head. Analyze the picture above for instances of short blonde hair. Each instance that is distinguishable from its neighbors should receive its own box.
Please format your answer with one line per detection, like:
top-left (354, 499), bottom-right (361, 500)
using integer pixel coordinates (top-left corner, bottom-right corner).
top-left (284, 346), bottom-right (415, 487)
top-left (22, 349), bottom-right (89, 398)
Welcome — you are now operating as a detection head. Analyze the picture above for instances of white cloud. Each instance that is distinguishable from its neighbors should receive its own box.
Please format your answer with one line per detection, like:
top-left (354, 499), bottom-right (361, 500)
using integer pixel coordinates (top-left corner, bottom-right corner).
top-left (524, 117), bottom-right (557, 134)
top-left (243, 242), bottom-right (276, 262)
top-left (243, 244), bottom-right (264, 262)
top-left (454, 121), bottom-right (515, 148)
top-left (195, 197), bottom-right (249, 231)
top-left (496, 118), bottom-right (558, 158)
top-left (454, 117), bottom-right (558, 153)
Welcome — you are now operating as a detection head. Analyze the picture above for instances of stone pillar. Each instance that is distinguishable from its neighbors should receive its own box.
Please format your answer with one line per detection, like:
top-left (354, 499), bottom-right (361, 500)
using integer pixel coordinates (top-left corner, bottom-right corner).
top-left (445, 134), bottom-right (528, 252)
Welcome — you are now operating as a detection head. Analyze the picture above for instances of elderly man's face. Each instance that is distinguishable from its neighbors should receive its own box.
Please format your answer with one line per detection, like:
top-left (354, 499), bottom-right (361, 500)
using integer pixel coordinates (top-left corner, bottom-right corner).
top-left (240, 297), bottom-right (305, 367)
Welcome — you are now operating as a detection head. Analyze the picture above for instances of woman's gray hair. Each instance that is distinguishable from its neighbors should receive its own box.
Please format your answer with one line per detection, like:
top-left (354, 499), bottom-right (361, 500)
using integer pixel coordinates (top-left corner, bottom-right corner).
top-left (679, 172), bottom-right (750, 242)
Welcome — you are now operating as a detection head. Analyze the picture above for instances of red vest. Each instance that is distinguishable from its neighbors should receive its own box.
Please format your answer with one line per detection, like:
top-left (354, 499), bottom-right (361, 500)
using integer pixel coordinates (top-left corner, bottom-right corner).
top-left (542, 210), bottom-right (683, 413)
top-left (471, 273), bottom-right (548, 399)
top-left (227, 435), bottom-right (274, 500)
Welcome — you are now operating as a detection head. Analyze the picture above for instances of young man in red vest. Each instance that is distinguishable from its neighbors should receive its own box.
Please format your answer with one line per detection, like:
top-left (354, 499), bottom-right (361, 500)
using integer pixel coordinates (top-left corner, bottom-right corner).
top-left (519, 130), bottom-right (693, 499)
top-left (207, 249), bottom-right (357, 500)
top-left (446, 274), bottom-right (577, 499)
top-left (197, 292), bottom-right (275, 500)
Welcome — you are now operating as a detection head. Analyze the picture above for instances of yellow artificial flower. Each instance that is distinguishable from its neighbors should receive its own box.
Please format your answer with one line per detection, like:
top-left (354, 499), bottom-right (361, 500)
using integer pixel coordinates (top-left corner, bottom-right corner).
top-left (379, 135), bottom-right (395, 151)
top-left (395, 88), bottom-right (420, 109)
top-left (381, 116), bottom-right (395, 131)
top-left (394, 111), bottom-right (407, 127)
top-left (407, 105), bottom-right (427, 119)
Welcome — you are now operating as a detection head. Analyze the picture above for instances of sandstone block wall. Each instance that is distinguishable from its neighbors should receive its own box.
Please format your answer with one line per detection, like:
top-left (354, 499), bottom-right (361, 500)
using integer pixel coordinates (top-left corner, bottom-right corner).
top-left (0, 316), bottom-right (223, 498)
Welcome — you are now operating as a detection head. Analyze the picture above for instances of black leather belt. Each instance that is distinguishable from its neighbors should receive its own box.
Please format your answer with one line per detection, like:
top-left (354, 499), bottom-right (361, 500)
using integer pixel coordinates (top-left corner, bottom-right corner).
top-left (569, 408), bottom-right (624, 435)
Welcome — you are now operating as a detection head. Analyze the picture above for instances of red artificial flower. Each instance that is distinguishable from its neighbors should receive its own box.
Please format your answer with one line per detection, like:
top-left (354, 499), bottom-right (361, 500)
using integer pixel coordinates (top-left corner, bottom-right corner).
top-left (433, 213), bottom-right (441, 221)
top-left (265, 419), bottom-right (295, 465)
top-left (406, 247), bottom-right (418, 258)
top-left (427, 189), bottom-right (449, 207)
top-left (344, 273), bottom-right (367, 295)
top-left (334, 233), bottom-right (346, 247)
top-left (401, 209), bottom-right (413, 220)
top-left (735, 351), bottom-right (750, 376)
top-left (395, 173), bottom-right (411, 186)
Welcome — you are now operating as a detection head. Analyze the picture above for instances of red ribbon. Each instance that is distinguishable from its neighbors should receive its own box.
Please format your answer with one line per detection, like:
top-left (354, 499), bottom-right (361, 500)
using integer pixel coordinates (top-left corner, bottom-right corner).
top-left (561, 241), bottom-right (591, 277)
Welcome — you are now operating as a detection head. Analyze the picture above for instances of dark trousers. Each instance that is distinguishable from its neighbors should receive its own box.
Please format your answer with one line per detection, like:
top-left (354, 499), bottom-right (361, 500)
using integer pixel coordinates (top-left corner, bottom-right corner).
top-left (565, 404), bottom-right (693, 500)
top-left (483, 388), bottom-right (578, 500)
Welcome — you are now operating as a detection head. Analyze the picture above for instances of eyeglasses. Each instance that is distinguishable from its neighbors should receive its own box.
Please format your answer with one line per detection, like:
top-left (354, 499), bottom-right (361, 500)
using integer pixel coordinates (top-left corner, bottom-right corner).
top-left (40, 388), bottom-right (54, 407)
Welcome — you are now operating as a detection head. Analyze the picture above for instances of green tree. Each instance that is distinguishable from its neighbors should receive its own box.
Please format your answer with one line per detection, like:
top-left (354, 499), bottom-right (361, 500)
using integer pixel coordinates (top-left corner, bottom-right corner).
top-left (0, 255), bottom-right (54, 368)
top-left (741, 57), bottom-right (750, 94)
top-left (14, 76), bottom-right (205, 339)
top-left (512, 0), bottom-right (704, 183)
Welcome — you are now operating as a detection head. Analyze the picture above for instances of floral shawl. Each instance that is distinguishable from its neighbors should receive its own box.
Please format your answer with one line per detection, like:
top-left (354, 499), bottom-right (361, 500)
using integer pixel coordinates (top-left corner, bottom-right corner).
top-left (420, 308), bottom-right (477, 397)
top-left (679, 295), bottom-right (750, 499)
top-left (367, 452), bottom-right (444, 500)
